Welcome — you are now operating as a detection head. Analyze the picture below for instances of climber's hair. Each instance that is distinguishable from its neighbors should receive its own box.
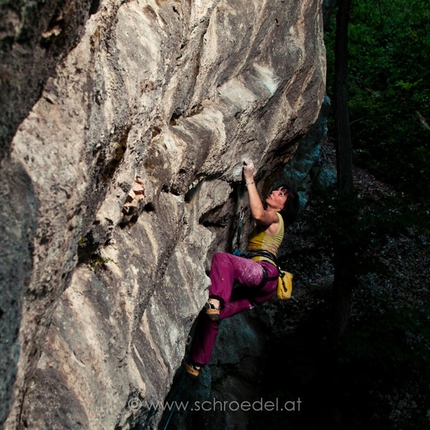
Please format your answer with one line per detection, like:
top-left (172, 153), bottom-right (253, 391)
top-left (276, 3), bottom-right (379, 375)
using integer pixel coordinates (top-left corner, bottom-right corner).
top-left (272, 184), bottom-right (300, 226)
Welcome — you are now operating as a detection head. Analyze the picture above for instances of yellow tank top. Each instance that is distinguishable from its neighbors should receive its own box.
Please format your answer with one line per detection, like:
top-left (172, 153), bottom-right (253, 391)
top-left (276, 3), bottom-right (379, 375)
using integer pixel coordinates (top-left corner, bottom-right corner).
top-left (247, 212), bottom-right (284, 257)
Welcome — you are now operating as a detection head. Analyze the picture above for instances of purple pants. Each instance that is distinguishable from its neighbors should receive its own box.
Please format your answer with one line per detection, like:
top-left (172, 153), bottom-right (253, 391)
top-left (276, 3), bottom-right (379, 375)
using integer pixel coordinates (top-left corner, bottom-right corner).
top-left (189, 252), bottom-right (278, 366)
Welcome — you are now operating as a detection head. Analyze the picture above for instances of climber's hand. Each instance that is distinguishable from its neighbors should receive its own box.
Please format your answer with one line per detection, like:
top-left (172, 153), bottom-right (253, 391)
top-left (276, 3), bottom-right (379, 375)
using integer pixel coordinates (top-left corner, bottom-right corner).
top-left (243, 158), bottom-right (255, 181)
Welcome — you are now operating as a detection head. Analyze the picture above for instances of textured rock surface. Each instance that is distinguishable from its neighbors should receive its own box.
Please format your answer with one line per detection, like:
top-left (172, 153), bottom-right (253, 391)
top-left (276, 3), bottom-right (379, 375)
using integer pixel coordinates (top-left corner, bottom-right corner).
top-left (165, 95), bottom-right (331, 430)
top-left (279, 95), bottom-right (332, 205)
top-left (1, 0), bottom-right (326, 428)
top-left (165, 307), bottom-right (274, 430)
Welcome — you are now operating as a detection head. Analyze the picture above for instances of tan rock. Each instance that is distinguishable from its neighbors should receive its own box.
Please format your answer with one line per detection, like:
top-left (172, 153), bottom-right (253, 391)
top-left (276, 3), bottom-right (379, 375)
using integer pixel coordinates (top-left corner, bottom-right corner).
top-left (1, 0), bottom-right (325, 428)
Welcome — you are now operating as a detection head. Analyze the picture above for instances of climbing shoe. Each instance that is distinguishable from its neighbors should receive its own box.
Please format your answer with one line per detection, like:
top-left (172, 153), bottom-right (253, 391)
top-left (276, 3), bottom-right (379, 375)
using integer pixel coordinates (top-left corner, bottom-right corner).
top-left (182, 360), bottom-right (200, 378)
top-left (204, 299), bottom-right (220, 321)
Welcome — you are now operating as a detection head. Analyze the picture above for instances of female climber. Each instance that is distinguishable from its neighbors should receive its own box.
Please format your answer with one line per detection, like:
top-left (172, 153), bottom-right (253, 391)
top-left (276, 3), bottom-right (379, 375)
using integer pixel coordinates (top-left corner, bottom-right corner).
top-left (183, 159), bottom-right (300, 377)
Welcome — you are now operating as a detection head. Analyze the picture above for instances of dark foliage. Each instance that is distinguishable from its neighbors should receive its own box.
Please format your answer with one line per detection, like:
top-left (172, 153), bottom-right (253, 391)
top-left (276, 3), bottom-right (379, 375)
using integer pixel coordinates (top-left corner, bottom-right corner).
top-left (325, 0), bottom-right (430, 201)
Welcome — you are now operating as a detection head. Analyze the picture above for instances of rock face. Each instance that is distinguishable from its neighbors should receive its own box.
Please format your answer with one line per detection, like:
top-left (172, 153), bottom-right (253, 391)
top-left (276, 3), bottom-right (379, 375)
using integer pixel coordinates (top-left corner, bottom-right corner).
top-left (280, 95), bottom-right (332, 205)
top-left (0, 0), bottom-right (326, 428)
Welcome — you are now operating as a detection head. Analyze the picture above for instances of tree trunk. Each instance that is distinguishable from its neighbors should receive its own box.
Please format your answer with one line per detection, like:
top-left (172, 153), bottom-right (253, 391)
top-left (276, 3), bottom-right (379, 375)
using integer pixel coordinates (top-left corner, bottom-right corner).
top-left (333, 0), bottom-right (356, 340)
top-left (330, 3), bottom-right (359, 429)
top-left (334, 0), bottom-right (353, 199)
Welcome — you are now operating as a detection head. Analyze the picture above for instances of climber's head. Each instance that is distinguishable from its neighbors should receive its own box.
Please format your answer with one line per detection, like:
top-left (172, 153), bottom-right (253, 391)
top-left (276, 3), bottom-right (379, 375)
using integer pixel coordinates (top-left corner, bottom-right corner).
top-left (267, 185), bottom-right (299, 225)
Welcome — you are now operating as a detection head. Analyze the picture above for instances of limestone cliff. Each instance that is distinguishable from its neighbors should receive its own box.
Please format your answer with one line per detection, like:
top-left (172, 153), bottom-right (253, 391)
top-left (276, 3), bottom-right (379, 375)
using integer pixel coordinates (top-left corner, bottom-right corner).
top-left (0, 0), bottom-right (325, 428)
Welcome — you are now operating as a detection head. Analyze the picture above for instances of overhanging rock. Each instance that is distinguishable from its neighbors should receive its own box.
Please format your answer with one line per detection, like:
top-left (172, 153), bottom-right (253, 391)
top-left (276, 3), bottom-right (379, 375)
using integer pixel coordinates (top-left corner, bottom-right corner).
top-left (1, 0), bottom-right (326, 428)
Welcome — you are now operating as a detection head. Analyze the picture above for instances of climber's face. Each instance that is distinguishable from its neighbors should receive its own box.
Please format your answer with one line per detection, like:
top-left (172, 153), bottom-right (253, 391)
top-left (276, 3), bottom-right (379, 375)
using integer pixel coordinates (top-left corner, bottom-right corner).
top-left (266, 186), bottom-right (288, 211)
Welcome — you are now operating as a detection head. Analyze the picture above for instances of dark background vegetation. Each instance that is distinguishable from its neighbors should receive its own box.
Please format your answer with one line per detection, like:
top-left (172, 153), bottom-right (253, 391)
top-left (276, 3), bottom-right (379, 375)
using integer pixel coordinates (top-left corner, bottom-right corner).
top-left (329, 0), bottom-right (430, 200)
top-left (250, 0), bottom-right (430, 428)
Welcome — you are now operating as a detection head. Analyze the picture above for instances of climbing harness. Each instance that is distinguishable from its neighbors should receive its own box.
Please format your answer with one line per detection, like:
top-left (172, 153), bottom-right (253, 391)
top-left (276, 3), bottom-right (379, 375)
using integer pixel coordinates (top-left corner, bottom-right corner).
top-left (244, 249), bottom-right (279, 288)
top-left (244, 250), bottom-right (294, 300)
top-left (245, 249), bottom-right (279, 265)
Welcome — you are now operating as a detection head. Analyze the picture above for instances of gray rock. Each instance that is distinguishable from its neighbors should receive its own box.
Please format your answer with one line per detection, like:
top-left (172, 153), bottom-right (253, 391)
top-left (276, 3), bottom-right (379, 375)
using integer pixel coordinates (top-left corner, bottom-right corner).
top-left (1, 0), bottom-right (326, 428)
